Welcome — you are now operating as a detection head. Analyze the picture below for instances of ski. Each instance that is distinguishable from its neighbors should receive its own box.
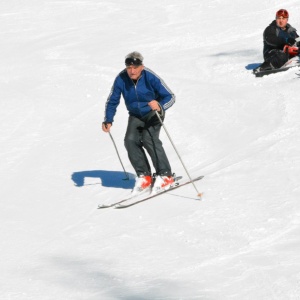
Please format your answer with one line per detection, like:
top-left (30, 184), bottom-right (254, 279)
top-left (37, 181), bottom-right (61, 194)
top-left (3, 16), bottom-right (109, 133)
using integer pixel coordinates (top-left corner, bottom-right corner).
top-left (97, 176), bottom-right (183, 209)
top-left (253, 55), bottom-right (300, 77)
top-left (114, 175), bottom-right (204, 209)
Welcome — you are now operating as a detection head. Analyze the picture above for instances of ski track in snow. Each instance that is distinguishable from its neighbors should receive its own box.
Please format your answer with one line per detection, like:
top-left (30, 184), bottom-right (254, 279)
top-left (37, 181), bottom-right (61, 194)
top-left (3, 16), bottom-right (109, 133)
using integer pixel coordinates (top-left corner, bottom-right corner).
top-left (1, 0), bottom-right (300, 299)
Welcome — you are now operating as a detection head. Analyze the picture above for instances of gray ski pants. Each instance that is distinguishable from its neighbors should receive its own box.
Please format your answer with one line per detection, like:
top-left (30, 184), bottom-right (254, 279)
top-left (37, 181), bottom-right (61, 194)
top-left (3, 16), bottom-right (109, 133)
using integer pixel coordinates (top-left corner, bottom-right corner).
top-left (124, 115), bottom-right (172, 177)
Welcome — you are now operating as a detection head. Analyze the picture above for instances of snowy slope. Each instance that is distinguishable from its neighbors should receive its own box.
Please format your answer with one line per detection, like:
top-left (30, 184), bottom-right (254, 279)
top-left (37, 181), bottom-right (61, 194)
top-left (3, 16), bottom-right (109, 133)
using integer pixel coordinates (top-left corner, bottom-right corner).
top-left (1, 0), bottom-right (300, 299)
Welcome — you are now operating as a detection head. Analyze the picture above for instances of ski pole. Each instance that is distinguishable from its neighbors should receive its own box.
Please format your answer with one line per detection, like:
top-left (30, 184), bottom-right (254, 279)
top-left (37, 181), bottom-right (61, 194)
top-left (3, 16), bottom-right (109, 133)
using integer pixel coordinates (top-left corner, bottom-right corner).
top-left (155, 111), bottom-right (202, 197)
top-left (108, 131), bottom-right (129, 180)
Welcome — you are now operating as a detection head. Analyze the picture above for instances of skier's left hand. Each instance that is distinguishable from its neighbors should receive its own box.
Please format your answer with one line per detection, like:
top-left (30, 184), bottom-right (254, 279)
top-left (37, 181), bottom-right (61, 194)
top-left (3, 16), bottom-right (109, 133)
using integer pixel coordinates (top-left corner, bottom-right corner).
top-left (148, 100), bottom-right (161, 111)
top-left (286, 37), bottom-right (296, 46)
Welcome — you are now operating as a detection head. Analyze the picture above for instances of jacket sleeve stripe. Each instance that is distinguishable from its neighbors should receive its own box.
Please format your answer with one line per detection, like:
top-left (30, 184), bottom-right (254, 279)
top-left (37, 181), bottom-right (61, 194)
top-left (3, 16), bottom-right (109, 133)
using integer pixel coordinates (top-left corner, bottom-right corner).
top-left (145, 67), bottom-right (176, 110)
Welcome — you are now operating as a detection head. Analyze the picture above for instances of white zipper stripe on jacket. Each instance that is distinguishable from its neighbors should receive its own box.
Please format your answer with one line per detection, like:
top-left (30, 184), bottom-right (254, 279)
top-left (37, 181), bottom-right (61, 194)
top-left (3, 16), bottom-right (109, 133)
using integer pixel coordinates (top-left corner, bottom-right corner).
top-left (132, 76), bottom-right (143, 117)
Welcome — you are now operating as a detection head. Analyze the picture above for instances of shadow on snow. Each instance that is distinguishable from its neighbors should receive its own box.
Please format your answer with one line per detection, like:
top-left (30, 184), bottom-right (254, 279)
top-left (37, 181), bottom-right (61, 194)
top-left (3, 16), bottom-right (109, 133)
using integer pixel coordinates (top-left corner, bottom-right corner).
top-left (71, 170), bottom-right (135, 189)
top-left (245, 63), bottom-right (261, 70)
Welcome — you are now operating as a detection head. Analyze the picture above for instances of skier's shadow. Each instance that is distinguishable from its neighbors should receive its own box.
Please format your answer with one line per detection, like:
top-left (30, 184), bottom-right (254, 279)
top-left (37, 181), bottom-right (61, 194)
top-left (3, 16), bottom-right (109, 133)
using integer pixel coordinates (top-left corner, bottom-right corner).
top-left (71, 170), bottom-right (135, 189)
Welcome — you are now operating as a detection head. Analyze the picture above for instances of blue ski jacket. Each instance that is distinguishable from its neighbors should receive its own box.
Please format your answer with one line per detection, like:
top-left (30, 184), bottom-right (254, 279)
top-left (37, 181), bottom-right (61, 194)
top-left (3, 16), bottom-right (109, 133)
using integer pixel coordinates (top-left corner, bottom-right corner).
top-left (104, 67), bottom-right (175, 123)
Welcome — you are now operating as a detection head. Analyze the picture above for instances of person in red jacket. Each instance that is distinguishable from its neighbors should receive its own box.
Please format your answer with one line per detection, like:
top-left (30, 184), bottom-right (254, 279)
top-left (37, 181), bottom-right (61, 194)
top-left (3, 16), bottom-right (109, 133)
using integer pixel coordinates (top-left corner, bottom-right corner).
top-left (259, 9), bottom-right (299, 71)
top-left (102, 51), bottom-right (176, 196)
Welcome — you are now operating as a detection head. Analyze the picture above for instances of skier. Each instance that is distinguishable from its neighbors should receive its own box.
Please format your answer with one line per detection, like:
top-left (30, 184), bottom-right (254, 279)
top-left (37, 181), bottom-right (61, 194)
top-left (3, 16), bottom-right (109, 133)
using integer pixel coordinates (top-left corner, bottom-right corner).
top-left (258, 9), bottom-right (299, 71)
top-left (102, 51), bottom-right (176, 196)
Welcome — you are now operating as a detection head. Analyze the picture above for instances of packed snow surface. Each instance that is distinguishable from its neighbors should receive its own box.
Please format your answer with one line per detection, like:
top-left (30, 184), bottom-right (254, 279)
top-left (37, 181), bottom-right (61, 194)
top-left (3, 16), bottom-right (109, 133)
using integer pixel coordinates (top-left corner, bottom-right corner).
top-left (1, 0), bottom-right (300, 299)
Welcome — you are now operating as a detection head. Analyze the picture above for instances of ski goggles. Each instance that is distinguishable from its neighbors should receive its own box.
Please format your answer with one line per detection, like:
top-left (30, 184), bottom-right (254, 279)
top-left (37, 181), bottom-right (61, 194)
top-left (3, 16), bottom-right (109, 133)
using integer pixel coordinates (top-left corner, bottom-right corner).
top-left (125, 57), bottom-right (143, 66)
top-left (276, 9), bottom-right (289, 19)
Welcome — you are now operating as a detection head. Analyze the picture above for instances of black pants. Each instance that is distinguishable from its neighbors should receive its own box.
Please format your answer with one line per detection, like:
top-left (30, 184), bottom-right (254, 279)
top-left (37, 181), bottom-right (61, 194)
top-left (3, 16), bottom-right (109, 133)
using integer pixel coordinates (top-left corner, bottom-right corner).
top-left (124, 113), bottom-right (172, 177)
top-left (265, 49), bottom-right (289, 69)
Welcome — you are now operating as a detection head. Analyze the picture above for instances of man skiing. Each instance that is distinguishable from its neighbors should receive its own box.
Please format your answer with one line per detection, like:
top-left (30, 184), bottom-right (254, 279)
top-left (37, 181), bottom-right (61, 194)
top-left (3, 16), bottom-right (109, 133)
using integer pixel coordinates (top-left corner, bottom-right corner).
top-left (102, 51), bottom-right (176, 196)
top-left (258, 9), bottom-right (299, 71)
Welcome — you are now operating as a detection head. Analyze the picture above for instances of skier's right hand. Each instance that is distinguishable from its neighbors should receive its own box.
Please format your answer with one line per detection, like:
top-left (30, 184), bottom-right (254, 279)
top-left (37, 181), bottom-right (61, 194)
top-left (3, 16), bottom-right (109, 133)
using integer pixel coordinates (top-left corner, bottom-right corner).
top-left (102, 122), bottom-right (112, 132)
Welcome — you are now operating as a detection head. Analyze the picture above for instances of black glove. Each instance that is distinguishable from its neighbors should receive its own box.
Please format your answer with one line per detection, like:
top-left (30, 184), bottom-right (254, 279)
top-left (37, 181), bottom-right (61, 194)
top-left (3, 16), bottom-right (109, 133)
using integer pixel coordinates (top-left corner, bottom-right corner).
top-left (296, 41), bottom-right (300, 47)
top-left (286, 37), bottom-right (296, 46)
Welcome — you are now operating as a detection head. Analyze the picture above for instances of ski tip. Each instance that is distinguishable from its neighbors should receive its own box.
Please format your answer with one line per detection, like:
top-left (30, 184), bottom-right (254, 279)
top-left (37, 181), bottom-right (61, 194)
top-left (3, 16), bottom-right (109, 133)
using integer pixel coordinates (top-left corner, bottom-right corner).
top-left (114, 204), bottom-right (125, 209)
top-left (97, 204), bottom-right (112, 209)
top-left (97, 205), bottom-right (106, 209)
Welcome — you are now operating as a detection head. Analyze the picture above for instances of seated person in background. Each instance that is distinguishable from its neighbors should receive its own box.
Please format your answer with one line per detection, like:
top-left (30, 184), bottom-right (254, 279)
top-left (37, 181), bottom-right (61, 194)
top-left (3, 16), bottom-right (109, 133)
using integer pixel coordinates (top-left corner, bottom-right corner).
top-left (259, 9), bottom-right (299, 71)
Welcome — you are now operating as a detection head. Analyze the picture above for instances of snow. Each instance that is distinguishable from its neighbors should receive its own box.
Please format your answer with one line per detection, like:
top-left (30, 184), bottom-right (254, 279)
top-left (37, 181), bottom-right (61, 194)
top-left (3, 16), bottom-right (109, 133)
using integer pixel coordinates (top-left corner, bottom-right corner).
top-left (1, 0), bottom-right (300, 299)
